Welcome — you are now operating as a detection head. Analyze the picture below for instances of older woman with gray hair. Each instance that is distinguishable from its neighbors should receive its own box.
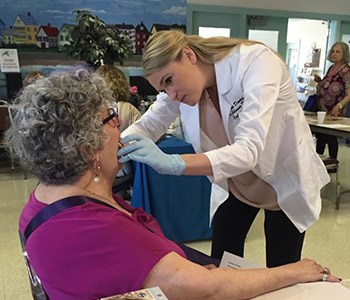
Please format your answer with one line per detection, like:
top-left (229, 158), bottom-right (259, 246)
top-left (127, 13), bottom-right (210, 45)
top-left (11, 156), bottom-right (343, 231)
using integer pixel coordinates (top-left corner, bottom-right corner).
top-left (6, 69), bottom-right (339, 300)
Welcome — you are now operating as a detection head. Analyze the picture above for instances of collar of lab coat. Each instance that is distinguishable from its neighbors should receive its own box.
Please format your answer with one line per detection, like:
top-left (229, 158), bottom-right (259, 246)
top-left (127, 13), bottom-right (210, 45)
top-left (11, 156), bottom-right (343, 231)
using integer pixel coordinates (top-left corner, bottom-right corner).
top-left (179, 52), bottom-right (238, 153)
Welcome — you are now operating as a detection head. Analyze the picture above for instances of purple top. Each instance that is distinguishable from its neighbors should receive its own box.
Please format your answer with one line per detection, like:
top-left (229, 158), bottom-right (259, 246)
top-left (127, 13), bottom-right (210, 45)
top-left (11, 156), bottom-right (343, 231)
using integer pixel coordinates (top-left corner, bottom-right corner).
top-left (19, 192), bottom-right (186, 299)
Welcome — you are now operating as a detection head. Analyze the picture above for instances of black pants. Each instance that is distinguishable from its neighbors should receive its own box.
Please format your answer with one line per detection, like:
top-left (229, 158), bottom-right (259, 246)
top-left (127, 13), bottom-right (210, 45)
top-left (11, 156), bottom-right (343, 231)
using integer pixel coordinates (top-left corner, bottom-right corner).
top-left (211, 193), bottom-right (305, 268)
top-left (316, 133), bottom-right (339, 159)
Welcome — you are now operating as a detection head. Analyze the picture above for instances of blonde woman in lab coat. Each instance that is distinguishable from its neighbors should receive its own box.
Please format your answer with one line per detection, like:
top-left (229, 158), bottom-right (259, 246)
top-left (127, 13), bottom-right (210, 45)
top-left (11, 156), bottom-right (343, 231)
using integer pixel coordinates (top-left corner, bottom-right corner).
top-left (119, 30), bottom-right (329, 267)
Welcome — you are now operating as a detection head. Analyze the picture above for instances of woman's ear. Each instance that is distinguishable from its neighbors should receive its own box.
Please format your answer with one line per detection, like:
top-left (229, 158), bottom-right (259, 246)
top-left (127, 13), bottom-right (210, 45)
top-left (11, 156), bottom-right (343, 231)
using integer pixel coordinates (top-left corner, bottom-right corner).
top-left (89, 150), bottom-right (101, 168)
top-left (94, 152), bottom-right (101, 163)
top-left (182, 47), bottom-right (197, 64)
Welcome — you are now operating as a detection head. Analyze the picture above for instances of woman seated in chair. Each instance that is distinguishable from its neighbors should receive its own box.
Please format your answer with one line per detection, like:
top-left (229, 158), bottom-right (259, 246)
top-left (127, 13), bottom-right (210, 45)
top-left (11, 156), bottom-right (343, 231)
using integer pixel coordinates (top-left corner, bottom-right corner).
top-left (5, 69), bottom-right (340, 300)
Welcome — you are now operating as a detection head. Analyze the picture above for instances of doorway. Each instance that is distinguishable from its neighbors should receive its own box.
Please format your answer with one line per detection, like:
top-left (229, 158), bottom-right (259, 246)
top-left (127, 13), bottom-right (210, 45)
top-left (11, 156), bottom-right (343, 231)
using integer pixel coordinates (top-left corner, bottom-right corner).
top-left (286, 19), bottom-right (329, 77)
top-left (285, 19), bottom-right (329, 104)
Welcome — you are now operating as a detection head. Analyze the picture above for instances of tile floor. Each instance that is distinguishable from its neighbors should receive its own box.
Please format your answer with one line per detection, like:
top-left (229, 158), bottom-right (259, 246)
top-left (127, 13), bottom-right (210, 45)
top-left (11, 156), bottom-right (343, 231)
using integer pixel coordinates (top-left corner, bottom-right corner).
top-left (0, 144), bottom-right (350, 299)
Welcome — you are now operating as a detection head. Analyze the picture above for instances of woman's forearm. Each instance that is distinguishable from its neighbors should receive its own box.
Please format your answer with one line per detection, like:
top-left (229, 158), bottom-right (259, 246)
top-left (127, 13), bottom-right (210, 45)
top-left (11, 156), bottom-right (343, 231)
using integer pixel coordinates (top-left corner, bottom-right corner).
top-left (209, 264), bottom-right (301, 299)
top-left (143, 253), bottom-right (340, 300)
top-left (331, 90), bottom-right (350, 116)
top-left (181, 153), bottom-right (213, 176)
top-left (339, 94), bottom-right (350, 108)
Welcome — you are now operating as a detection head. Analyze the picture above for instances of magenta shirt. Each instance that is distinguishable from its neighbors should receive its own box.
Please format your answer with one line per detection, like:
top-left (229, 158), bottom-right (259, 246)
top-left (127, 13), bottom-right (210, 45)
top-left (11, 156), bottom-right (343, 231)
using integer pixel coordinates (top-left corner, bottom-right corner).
top-left (19, 192), bottom-right (186, 299)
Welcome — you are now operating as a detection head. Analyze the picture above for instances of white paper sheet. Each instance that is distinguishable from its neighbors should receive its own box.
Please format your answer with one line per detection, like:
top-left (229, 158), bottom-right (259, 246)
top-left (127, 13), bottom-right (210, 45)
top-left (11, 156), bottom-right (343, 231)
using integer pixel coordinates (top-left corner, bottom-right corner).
top-left (219, 251), bottom-right (264, 269)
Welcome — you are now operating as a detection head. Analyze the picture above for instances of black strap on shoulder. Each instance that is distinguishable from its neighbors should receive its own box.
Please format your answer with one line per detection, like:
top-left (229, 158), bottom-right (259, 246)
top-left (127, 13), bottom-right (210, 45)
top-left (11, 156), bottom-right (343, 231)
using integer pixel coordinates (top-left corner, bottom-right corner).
top-left (23, 196), bottom-right (114, 244)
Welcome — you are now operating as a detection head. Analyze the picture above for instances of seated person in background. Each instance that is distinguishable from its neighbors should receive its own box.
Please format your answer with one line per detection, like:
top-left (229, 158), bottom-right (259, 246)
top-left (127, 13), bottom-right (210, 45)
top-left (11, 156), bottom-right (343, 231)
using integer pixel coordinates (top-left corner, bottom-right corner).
top-left (5, 69), bottom-right (340, 300)
top-left (97, 64), bottom-right (141, 133)
top-left (129, 85), bottom-right (142, 109)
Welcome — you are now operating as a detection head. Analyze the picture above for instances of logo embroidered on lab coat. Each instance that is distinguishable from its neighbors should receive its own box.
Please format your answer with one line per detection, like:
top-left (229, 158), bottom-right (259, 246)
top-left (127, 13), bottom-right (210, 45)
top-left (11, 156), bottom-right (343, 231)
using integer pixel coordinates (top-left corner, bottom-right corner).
top-left (229, 97), bottom-right (244, 119)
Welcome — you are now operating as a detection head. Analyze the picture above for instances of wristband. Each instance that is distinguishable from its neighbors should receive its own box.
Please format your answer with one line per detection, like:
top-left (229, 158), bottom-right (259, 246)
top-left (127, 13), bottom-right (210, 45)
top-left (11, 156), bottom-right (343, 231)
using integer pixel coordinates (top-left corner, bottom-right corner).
top-left (337, 103), bottom-right (343, 109)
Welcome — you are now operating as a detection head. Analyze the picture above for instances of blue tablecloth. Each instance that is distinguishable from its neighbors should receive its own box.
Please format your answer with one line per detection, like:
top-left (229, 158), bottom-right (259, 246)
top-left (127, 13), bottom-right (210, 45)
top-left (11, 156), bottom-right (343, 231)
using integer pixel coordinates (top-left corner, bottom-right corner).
top-left (131, 135), bottom-right (212, 242)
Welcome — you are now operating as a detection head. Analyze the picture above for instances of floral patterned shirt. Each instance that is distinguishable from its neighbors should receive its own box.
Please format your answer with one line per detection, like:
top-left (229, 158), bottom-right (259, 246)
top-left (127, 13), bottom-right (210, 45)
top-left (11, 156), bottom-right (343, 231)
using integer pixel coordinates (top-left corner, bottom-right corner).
top-left (317, 64), bottom-right (350, 113)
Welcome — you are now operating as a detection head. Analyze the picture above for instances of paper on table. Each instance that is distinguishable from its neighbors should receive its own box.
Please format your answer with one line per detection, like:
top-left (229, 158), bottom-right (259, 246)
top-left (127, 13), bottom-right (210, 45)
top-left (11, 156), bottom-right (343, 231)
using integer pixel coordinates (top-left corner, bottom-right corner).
top-left (219, 251), bottom-right (264, 269)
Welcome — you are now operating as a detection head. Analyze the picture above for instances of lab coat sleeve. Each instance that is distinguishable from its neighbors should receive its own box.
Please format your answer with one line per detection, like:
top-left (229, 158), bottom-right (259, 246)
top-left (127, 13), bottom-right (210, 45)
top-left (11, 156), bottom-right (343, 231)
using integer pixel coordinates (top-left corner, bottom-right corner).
top-left (121, 92), bottom-right (180, 142)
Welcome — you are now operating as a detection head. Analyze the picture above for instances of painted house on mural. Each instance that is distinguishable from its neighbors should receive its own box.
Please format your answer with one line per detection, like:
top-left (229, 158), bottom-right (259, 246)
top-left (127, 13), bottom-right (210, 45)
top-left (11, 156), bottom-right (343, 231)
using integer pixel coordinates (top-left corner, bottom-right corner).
top-left (135, 21), bottom-right (149, 55)
top-left (36, 24), bottom-right (59, 49)
top-left (150, 23), bottom-right (171, 35)
top-left (108, 23), bottom-right (136, 54)
top-left (0, 19), bottom-right (5, 44)
top-left (2, 27), bottom-right (15, 45)
top-left (149, 23), bottom-right (186, 36)
top-left (12, 12), bottom-right (39, 45)
top-left (58, 23), bottom-right (74, 51)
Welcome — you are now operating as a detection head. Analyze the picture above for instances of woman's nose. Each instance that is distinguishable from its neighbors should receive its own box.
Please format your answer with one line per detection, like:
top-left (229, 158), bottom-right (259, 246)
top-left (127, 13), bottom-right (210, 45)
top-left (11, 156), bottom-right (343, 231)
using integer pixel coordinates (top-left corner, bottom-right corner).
top-left (166, 89), bottom-right (178, 101)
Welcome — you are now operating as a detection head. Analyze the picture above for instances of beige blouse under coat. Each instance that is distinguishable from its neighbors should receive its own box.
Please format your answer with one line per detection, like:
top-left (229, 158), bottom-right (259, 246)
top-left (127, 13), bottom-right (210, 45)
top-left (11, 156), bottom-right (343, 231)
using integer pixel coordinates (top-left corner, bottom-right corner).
top-left (199, 90), bottom-right (280, 210)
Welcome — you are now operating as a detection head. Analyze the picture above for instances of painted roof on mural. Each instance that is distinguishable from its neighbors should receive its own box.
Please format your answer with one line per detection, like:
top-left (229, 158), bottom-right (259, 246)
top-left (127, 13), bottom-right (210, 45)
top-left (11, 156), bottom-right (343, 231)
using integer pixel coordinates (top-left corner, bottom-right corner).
top-left (114, 23), bottom-right (135, 30)
top-left (17, 12), bottom-right (38, 26)
top-left (151, 23), bottom-right (171, 32)
top-left (59, 23), bottom-right (75, 30)
top-left (135, 22), bottom-right (148, 32)
top-left (38, 24), bottom-right (59, 37)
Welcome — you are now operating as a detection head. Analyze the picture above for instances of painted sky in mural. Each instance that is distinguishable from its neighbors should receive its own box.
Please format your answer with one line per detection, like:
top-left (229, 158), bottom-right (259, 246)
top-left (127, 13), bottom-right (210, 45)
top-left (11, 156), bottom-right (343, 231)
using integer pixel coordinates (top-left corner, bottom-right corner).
top-left (0, 0), bottom-right (186, 30)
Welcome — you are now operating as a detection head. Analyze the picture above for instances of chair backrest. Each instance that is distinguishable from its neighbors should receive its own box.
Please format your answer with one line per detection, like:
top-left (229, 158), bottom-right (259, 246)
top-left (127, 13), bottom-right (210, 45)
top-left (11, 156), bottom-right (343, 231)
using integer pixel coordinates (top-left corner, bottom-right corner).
top-left (18, 231), bottom-right (49, 300)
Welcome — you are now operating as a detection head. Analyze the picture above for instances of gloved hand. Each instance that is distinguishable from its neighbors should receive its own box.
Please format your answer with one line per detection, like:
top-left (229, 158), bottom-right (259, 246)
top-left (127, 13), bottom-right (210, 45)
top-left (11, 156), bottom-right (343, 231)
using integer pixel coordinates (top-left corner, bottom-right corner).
top-left (118, 133), bottom-right (186, 176)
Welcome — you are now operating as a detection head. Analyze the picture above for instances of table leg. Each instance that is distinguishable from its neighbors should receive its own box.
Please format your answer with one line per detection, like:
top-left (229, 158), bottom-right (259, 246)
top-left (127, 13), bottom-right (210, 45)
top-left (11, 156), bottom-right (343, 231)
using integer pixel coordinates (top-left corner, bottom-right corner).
top-left (335, 190), bottom-right (350, 210)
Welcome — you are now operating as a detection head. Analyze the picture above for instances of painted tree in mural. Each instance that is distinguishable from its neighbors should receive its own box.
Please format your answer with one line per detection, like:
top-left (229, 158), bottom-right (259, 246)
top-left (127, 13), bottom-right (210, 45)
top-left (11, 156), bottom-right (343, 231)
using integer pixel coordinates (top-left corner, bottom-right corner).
top-left (64, 10), bottom-right (132, 68)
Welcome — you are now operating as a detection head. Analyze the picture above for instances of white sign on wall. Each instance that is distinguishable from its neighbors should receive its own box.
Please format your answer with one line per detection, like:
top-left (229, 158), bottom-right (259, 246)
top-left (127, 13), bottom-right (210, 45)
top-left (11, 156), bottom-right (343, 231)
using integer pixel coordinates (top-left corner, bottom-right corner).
top-left (0, 49), bottom-right (20, 73)
top-left (342, 34), bottom-right (350, 48)
top-left (248, 30), bottom-right (279, 51)
top-left (199, 27), bottom-right (231, 38)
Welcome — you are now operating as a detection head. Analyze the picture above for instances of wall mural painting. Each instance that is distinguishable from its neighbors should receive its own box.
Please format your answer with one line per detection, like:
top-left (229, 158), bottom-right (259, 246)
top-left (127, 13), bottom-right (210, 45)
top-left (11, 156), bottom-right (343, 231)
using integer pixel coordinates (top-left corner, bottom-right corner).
top-left (0, 0), bottom-right (186, 100)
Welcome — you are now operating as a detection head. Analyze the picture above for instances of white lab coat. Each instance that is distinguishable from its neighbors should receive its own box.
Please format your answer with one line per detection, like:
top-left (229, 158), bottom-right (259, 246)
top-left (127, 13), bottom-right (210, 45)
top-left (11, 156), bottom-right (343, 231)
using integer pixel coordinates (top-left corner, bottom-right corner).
top-left (122, 44), bottom-right (330, 233)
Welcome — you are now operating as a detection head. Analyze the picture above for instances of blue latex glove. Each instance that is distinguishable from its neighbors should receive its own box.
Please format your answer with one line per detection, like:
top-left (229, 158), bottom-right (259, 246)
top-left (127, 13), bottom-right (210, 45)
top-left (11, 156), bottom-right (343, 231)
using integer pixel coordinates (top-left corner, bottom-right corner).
top-left (118, 133), bottom-right (186, 176)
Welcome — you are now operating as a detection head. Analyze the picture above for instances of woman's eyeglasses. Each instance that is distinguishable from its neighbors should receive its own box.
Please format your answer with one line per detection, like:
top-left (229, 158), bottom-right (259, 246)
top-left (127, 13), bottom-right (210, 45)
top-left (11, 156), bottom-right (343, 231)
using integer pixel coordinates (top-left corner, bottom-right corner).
top-left (102, 108), bottom-right (120, 127)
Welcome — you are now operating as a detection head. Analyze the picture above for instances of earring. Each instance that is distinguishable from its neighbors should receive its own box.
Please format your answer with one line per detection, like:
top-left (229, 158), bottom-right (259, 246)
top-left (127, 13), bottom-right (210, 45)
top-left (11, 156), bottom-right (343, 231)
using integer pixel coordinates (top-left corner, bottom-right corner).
top-left (94, 161), bottom-right (101, 183)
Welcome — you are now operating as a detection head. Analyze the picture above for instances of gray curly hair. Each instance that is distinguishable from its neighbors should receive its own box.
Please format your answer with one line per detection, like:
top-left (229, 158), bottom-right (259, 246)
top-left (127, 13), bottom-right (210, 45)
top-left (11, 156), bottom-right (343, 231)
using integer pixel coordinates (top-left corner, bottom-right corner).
top-left (5, 69), bottom-right (115, 185)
